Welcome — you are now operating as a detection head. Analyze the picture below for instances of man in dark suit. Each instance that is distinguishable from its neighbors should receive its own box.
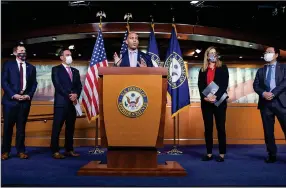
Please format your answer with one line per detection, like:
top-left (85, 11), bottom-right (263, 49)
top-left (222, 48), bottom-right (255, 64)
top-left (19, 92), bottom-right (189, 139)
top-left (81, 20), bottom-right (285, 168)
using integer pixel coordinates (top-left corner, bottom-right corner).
top-left (253, 47), bottom-right (286, 163)
top-left (113, 32), bottom-right (154, 67)
top-left (1, 45), bottom-right (38, 160)
top-left (50, 49), bottom-right (82, 159)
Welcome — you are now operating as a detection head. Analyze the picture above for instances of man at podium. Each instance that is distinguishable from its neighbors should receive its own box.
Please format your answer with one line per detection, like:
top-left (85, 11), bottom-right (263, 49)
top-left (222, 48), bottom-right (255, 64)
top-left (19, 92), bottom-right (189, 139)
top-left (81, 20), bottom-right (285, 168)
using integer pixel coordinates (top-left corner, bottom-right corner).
top-left (113, 32), bottom-right (153, 67)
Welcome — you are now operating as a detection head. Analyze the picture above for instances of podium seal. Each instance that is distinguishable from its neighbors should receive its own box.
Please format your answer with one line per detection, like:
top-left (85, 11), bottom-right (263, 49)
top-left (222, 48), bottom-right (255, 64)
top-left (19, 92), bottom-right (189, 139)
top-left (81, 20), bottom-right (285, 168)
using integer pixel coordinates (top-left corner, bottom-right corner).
top-left (117, 86), bottom-right (148, 118)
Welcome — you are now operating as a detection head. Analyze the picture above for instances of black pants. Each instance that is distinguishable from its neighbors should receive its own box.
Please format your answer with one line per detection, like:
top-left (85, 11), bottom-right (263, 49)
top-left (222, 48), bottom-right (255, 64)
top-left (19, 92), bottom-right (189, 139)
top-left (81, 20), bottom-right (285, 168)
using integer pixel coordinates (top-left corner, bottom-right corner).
top-left (260, 99), bottom-right (286, 156)
top-left (2, 102), bottom-right (30, 153)
top-left (201, 102), bottom-right (227, 154)
top-left (50, 104), bottom-right (76, 153)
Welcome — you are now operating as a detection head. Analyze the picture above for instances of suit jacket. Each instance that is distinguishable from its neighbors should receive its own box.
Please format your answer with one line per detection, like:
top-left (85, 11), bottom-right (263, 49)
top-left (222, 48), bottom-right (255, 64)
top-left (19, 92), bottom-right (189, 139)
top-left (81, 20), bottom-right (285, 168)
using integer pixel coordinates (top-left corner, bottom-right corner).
top-left (253, 62), bottom-right (286, 109)
top-left (1, 60), bottom-right (38, 106)
top-left (51, 64), bottom-right (82, 107)
top-left (198, 64), bottom-right (229, 105)
top-left (119, 50), bottom-right (153, 67)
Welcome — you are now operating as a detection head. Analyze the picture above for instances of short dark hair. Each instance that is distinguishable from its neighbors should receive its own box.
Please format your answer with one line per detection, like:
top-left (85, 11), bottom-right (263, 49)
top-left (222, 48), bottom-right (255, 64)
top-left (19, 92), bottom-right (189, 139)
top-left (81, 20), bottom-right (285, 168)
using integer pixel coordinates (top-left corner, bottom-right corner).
top-left (273, 47), bottom-right (280, 56)
top-left (59, 48), bottom-right (70, 56)
top-left (13, 45), bottom-right (26, 52)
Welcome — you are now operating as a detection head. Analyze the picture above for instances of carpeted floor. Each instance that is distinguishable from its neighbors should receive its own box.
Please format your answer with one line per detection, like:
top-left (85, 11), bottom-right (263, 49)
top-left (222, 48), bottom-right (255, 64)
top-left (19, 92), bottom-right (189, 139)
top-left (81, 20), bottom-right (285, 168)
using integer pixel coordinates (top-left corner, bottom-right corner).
top-left (1, 145), bottom-right (286, 187)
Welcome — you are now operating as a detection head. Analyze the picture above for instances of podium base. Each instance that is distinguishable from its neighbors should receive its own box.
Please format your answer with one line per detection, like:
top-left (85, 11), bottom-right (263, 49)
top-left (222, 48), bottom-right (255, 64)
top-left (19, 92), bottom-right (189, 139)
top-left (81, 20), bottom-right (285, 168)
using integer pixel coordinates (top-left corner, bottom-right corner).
top-left (77, 161), bottom-right (187, 176)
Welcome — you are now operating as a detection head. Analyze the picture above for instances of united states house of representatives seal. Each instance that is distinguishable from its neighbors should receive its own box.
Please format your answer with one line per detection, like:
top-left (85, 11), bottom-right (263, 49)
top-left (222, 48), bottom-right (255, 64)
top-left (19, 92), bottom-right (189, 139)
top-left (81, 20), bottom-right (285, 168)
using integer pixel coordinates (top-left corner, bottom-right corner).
top-left (117, 86), bottom-right (148, 118)
top-left (148, 52), bottom-right (161, 67)
top-left (164, 52), bottom-right (187, 89)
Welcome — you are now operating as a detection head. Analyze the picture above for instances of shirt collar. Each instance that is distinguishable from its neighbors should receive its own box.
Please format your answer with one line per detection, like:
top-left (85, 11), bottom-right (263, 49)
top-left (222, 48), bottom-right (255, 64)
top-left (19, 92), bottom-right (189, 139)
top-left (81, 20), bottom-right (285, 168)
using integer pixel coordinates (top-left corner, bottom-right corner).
top-left (207, 66), bottom-right (215, 70)
top-left (62, 63), bottom-right (71, 68)
top-left (268, 61), bottom-right (277, 67)
top-left (16, 59), bottom-right (25, 64)
top-left (128, 49), bottom-right (138, 54)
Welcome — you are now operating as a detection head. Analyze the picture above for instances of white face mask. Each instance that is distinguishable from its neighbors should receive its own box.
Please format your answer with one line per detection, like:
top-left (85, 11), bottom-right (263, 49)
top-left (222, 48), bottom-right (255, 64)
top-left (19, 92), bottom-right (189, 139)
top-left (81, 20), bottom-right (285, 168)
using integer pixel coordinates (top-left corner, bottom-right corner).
top-left (65, 56), bottom-right (73, 65)
top-left (264, 53), bottom-right (274, 62)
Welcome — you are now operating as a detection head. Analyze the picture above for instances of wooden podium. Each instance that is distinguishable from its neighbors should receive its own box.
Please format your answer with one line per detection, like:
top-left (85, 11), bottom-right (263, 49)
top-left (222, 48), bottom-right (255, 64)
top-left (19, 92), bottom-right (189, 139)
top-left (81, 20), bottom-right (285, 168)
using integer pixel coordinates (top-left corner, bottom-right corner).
top-left (77, 67), bottom-right (187, 176)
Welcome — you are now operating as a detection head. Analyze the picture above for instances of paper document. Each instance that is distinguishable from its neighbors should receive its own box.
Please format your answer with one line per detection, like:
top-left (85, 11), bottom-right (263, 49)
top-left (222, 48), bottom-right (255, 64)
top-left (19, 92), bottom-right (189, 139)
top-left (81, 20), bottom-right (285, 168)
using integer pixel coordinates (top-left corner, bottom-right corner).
top-left (202, 81), bottom-right (228, 107)
top-left (214, 93), bottom-right (228, 107)
top-left (202, 81), bottom-right (219, 97)
top-left (74, 100), bottom-right (83, 117)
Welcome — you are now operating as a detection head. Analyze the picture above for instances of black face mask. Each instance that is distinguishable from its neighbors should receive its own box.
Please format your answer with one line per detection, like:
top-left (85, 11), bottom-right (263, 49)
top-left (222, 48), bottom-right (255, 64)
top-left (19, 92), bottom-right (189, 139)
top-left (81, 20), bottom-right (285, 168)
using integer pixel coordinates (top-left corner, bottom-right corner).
top-left (17, 53), bottom-right (27, 61)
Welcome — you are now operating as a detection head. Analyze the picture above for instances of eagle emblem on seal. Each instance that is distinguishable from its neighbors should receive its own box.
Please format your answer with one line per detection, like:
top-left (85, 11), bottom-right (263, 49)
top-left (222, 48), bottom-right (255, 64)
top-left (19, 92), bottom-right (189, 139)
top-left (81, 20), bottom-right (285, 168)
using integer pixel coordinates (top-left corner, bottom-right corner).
top-left (125, 93), bottom-right (141, 110)
top-left (117, 86), bottom-right (148, 118)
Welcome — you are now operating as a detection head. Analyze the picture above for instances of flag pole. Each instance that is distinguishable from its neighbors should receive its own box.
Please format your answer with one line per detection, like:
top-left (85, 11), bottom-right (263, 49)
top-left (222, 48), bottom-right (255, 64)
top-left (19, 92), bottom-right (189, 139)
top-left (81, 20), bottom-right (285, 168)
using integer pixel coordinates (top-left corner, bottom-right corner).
top-left (150, 15), bottom-right (161, 155)
top-left (167, 115), bottom-right (182, 155)
top-left (177, 114), bottom-right (183, 153)
top-left (167, 16), bottom-right (183, 155)
top-left (88, 10), bottom-right (106, 155)
top-left (89, 117), bottom-right (104, 154)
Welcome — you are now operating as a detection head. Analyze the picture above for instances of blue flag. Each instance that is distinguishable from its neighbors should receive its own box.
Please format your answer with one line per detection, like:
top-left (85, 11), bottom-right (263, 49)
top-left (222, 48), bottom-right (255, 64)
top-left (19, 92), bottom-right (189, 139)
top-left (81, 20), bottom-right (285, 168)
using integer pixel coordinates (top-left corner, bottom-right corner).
top-left (147, 25), bottom-right (160, 67)
top-left (164, 24), bottom-right (190, 117)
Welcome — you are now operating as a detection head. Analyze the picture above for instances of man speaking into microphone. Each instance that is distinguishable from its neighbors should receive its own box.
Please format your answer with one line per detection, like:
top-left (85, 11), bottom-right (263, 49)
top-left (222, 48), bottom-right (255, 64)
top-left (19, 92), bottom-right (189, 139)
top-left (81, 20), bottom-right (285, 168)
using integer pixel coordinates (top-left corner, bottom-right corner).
top-left (113, 32), bottom-right (153, 67)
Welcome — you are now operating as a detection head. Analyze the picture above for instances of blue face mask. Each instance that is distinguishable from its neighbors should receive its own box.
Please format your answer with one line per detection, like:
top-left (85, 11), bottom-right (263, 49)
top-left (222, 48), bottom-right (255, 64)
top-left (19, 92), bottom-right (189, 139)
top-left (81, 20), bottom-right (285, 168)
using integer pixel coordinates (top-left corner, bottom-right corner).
top-left (208, 54), bottom-right (216, 62)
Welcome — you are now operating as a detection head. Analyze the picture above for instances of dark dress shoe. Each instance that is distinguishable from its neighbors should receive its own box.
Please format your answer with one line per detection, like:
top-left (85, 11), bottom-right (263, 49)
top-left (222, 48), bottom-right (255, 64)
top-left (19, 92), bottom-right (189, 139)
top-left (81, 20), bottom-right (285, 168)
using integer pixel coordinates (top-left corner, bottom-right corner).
top-left (18, 153), bottom-right (29, 159)
top-left (1, 152), bottom-right (10, 160)
top-left (265, 155), bottom-right (277, 163)
top-left (201, 155), bottom-right (213, 161)
top-left (216, 156), bottom-right (225, 162)
top-left (64, 151), bottom-right (80, 157)
top-left (52, 152), bottom-right (65, 159)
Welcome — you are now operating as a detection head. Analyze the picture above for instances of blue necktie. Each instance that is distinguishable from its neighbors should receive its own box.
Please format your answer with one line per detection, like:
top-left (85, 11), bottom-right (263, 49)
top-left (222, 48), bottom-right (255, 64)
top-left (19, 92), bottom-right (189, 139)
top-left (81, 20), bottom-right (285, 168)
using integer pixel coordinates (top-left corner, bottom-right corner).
top-left (266, 65), bottom-right (273, 92)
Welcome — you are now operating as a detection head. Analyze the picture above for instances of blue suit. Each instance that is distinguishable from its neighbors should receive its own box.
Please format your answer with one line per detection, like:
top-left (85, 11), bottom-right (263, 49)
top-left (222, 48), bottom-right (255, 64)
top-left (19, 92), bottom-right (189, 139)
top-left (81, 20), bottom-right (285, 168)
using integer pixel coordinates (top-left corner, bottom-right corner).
top-left (119, 50), bottom-right (153, 67)
top-left (1, 60), bottom-right (37, 153)
top-left (253, 62), bottom-right (286, 156)
top-left (50, 64), bottom-right (82, 153)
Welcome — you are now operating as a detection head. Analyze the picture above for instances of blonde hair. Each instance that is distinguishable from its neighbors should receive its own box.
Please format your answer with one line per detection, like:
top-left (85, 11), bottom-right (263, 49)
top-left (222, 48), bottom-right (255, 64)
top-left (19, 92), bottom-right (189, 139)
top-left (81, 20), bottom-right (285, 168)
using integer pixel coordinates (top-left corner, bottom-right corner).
top-left (202, 46), bottom-right (222, 72)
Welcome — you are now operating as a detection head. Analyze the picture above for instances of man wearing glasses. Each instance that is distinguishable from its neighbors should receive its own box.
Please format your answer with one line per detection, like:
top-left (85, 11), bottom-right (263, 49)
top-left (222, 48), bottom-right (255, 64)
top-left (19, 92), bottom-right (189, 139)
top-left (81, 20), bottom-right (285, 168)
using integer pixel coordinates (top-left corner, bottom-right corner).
top-left (253, 47), bottom-right (286, 163)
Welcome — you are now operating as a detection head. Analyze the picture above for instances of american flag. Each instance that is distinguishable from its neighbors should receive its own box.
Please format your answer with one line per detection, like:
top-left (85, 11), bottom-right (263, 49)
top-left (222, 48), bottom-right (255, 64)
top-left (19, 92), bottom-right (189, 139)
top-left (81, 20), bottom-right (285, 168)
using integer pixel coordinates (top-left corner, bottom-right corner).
top-left (120, 29), bottom-right (129, 56)
top-left (81, 29), bottom-right (108, 122)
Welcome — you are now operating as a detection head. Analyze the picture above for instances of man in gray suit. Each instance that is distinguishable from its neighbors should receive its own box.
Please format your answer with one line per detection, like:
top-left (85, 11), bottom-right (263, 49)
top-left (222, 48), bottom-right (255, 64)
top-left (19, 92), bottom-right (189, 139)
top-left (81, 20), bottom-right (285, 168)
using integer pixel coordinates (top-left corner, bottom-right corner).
top-left (253, 47), bottom-right (286, 163)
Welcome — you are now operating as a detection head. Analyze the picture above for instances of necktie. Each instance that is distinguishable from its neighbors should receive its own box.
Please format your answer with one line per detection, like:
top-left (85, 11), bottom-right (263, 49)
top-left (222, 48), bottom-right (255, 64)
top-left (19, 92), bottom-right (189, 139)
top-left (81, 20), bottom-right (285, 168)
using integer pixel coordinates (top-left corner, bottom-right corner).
top-left (19, 63), bottom-right (23, 90)
top-left (67, 67), bottom-right (73, 81)
top-left (266, 65), bottom-right (273, 92)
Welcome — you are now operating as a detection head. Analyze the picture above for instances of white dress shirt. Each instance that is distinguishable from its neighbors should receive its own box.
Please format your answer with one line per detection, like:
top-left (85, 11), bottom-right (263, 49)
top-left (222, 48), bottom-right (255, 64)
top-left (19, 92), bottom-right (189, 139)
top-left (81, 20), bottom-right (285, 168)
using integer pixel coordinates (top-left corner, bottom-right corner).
top-left (128, 49), bottom-right (138, 67)
top-left (16, 59), bottom-right (27, 91)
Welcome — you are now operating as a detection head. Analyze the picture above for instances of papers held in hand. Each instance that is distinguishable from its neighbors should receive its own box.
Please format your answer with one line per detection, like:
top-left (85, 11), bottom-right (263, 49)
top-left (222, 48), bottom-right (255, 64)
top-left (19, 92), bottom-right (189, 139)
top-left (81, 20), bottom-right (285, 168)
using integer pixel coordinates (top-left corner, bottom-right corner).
top-left (202, 81), bottom-right (219, 97)
top-left (202, 81), bottom-right (228, 107)
top-left (74, 100), bottom-right (83, 117)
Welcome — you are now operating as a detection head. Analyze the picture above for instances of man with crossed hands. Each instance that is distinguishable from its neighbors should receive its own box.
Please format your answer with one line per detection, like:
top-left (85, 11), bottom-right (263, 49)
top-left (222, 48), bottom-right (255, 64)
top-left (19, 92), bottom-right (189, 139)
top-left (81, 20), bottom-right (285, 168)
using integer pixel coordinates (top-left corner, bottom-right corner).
top-left (253, 47), bottom-right (286, 163)
top-left (1, 45), bottom-right (38, 160)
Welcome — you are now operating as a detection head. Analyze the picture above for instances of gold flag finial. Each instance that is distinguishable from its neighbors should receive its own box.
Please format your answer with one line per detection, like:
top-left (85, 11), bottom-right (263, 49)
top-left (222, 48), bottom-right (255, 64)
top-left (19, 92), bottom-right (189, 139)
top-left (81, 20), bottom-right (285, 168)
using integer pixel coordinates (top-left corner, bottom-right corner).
top-left (96, 11), bottom-right (106, 29)
top-left (150, 15), bottom-right (155, 31)
top-left (124, 13), bottom-right (132, 32)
